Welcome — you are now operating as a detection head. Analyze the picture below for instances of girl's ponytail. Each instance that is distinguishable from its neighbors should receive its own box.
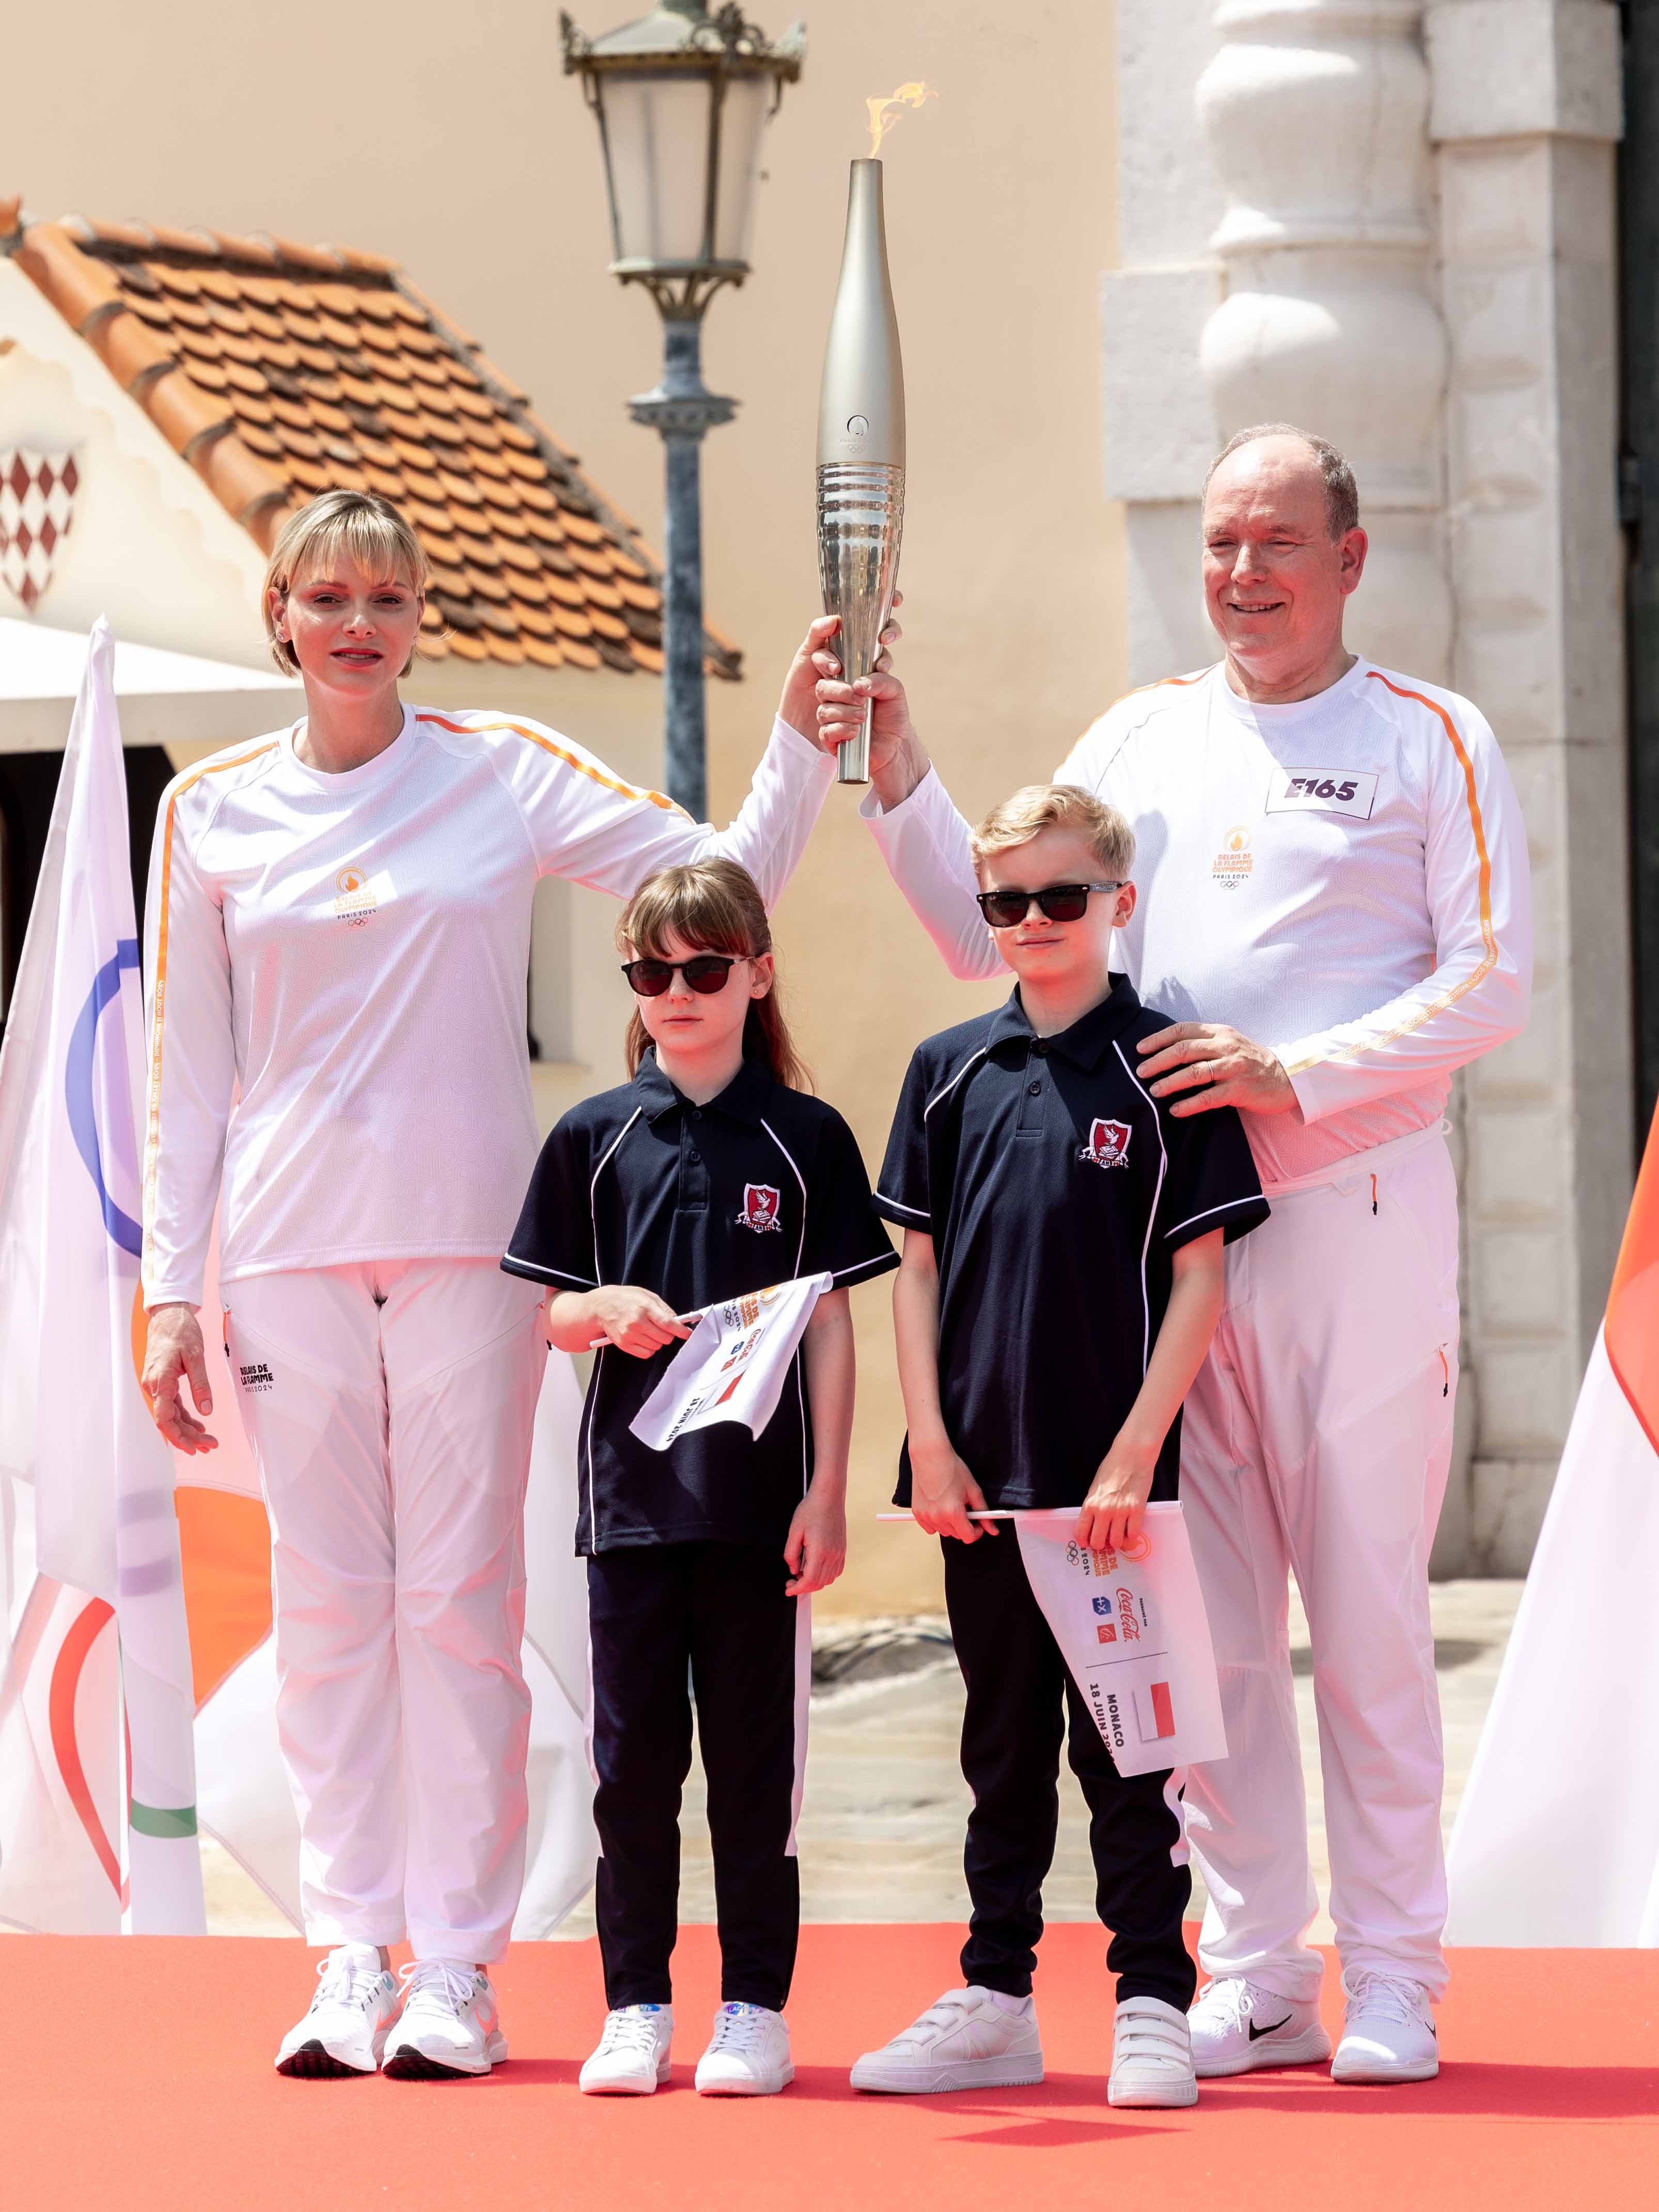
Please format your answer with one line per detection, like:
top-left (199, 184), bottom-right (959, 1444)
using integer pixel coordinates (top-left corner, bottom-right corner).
top-left (616, 859), bottom-right (812, 1092)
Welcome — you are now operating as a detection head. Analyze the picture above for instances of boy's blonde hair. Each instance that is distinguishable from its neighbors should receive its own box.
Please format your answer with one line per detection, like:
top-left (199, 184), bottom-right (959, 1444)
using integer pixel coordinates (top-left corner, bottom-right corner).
top-left (261, 490), bottom-right (431, 676)
top-left (971, 783), bottom-right (1135, 880)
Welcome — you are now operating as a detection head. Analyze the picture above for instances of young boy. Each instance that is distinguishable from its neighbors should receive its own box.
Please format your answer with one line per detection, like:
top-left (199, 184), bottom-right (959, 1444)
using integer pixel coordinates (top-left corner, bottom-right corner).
top-left (853, 785), bottom-right (1269, 2109)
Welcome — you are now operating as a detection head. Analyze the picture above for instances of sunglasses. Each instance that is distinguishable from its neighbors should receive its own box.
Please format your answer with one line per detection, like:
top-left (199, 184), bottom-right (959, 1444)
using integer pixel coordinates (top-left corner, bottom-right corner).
top-left (620, 953), bottom-right (744, 998)
top-left (974, 882), bottom-right (1123, 929)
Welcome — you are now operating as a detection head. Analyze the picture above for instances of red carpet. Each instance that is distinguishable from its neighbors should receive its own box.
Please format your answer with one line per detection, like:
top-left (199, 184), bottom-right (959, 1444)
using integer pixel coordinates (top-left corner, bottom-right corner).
top-left (4, 1927), bottom-right (1654, 2211)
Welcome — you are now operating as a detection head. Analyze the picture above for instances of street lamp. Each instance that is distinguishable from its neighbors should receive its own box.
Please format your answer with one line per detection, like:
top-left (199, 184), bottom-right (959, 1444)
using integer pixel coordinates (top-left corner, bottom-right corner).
top-left (561, 2), bottom-right (805, 819)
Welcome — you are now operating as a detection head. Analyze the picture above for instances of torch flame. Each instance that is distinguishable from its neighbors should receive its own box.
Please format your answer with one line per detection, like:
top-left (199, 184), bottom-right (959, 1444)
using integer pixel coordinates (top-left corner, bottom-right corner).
top-left (866, 81), bottom-right (938, 159)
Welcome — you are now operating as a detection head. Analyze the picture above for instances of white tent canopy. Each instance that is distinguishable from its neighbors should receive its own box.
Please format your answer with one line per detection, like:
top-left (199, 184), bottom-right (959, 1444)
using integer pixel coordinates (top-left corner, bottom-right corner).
top-left (0, 616), bottom-right (299, 759)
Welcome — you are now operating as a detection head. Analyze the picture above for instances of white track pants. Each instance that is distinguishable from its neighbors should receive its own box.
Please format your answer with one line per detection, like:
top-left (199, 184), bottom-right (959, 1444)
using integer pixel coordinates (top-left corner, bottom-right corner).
top-left (1180, 1126), bottom-right (1459, 2004)
top-left (226, 1259), bottom-right (546, 1962)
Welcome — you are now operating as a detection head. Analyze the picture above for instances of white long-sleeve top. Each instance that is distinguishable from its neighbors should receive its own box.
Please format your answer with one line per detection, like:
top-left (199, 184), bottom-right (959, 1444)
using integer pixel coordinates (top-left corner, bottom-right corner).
top-left (863, 656), bottom-right (1532, 1187)
top-left (141, 705), bottom-right (835, 1307)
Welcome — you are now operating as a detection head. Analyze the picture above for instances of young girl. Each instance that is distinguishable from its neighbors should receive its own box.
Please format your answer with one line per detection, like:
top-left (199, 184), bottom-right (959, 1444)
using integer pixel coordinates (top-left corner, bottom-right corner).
top-left (502, 859), bottom-right (897, 2096)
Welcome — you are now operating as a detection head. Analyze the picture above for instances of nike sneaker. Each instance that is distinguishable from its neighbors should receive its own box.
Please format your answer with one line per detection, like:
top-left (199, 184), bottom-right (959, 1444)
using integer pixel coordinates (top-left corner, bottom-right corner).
top-left (695, 2002), bottom-right (793, 2095)
top-left (1331, 1969), bottom-right (1438, 2083)
top-left (1108, 1994), bottom-right (1199, 2108)
top-left (382, 1959), bottom-right (507, 2080)
top-left (275, 1943), bottom-right (399, 2078)
top-left (580, 2004), bottom-right (674, 2094)
top-left (1187, 1975), bottom-right (1332, 2078)
top-left (850, 1987), bottom-right (1043, 2094)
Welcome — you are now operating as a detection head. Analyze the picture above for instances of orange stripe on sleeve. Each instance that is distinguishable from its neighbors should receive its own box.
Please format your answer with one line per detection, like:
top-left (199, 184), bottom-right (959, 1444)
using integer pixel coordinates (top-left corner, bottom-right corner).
top-left (1282, 671), bottom-right (1498, 1076)
top-left (142, 742), bottom-right (279, 1246)
top-left (1074, 669), bottom-right (1210, 751)
top-left (415, 712), bottom-right (687, 818)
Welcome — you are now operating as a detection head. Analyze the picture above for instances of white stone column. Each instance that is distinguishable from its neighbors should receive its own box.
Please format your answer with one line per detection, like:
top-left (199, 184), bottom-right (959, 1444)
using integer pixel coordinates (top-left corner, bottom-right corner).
top-left (1428, 0), bottom-right (1630, 1570)
top-left (1102, 4), bottom-right (1226, 683)
top-left (1196, 0), bottom-right (1451, 678)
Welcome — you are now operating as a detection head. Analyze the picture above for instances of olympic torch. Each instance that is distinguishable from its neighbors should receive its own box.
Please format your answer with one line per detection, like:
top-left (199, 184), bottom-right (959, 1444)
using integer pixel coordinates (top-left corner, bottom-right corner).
top-left (817, 158), bottom-right (905, 785)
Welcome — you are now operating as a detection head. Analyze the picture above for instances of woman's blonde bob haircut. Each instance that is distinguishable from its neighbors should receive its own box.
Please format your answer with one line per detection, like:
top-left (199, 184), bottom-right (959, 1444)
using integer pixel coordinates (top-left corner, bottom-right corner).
top-left (970, 782), bottom-right (1136, 881)
top-left (261, 489), bottom-right (431, 676)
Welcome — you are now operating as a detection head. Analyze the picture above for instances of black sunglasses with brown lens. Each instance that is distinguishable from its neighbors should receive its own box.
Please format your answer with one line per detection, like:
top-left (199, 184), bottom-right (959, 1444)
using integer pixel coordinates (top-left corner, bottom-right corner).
top-left (974, 882), bottom-right (1123, 930)
top-left (620, 953), bottom-right (744, 997)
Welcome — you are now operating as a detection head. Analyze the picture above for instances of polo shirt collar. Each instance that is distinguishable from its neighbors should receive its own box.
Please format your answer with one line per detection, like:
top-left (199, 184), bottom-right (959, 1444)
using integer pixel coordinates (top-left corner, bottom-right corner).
top-left (987, 975), bottom-right (1144, 1070)
top-left (633, 1049), bottom-right (773, 1126)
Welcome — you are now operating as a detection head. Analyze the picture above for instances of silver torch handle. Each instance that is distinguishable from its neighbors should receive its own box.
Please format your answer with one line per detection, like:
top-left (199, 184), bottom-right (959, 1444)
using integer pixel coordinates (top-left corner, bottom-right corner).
top-left (817, 462), bottom-right (904, 785)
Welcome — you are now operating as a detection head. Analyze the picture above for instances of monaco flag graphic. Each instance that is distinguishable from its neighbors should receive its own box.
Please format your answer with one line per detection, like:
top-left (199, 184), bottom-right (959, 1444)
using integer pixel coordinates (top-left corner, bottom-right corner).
top-left (1446, 1104), bottom-right (1659, 1944)
top-left (0, 619), bottom-right (204, 1933)
top-left (631, 1273), bottom-right (834, 1451)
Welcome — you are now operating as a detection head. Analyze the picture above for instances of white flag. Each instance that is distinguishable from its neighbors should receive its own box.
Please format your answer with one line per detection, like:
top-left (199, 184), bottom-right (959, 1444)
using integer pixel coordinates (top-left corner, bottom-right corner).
top-left (630, 1273), bottom-right (833, 1452)
top-left (1014, 1503), bottom-right (1228, 1777)
top-left (0, 619), bottom-right (204, 1933)
top-left (1447, 1110), bottom-right (1659, 1945)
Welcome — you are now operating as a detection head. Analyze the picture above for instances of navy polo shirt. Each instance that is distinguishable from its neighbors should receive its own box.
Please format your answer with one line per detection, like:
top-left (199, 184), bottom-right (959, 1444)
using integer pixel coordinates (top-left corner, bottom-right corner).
top-left (504, 1052), bottom-right (898, 1554)
top-left (874, 979), bottom-right (1269, 1511)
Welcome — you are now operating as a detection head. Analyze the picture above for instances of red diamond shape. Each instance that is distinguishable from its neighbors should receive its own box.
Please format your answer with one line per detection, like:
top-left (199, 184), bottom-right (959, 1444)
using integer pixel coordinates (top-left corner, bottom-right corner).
top-left (6, 456), bottom-right (27, 498)
top-left (40, 518), bottom-right (56, 555)
top-left (37, 463), bottom-right (54, 496)
top-left (62, 456), bottom-right (79, 495)
top-left (15, 522), bottom-right (32, 556)
top-left (19, 575), bottom-right (39, 610)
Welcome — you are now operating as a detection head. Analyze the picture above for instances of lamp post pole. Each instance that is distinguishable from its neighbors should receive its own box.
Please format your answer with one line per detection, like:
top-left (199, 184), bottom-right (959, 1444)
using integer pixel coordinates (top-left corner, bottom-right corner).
top-left (561, 1), bottom-right (804, 819)
top-left (628, 313), bottom-right (734, 821)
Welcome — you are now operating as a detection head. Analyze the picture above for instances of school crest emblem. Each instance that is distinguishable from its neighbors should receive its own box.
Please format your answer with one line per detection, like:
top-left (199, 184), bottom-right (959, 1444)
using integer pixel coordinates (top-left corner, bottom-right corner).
top-left (1078, 1117), bottom-right (1131, 1171)
top-left (737, 1183), bottom-right (782, 1233)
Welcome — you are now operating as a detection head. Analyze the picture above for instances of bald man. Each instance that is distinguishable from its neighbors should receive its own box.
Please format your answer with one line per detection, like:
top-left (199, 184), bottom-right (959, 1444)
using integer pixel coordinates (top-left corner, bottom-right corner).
top-left (812, 427), bottom-right (1531, 2083)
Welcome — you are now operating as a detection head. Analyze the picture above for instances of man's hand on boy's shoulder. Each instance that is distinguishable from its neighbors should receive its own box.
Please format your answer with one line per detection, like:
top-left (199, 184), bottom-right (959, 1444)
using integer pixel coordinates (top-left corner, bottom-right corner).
top-left (910, 1434), bottom-right (997, 1544)
top-left (1136, 1020), bottom-right (1302, 1120)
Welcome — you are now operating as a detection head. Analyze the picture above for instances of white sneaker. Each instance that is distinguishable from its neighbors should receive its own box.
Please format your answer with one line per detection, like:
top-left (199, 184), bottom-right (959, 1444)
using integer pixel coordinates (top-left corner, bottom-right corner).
top-left (580, 2004), bottom-right (674, 2094)
top-left (382, 1959), bottom-right (507, 2080)
top-left (1187, 1975), bottom-right (1332, 2078)
top-left (850, 1987), bottom-right (1043, 2094)
top-left (695, 2002), bottom-right (793, 2096)
top-left (1331, 1969), bottom-right (1438, 2083)
top-left (275, 1943), bottom-right (399, 2077)
top-left (1108, 1995), bottom-right (1199, 2108)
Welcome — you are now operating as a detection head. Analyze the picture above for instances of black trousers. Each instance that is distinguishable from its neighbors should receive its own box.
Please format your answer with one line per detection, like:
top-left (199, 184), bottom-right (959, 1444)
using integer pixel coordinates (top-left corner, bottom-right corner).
top-left (944, 1530), bottom-right (1196, 2009)
top-left (587, 1541), bottom-right (805, 2012)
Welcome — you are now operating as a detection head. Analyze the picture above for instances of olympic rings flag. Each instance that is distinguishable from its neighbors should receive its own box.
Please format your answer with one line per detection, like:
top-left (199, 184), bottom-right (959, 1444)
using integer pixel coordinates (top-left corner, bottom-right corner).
top-left (1446, 1104), bottom-right (1659, 1945)
top-left (0, 619), bottom-right (205, 1933)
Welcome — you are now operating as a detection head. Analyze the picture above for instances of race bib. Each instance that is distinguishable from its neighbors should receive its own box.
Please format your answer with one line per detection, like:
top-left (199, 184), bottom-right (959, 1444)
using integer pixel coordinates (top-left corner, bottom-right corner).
top-left (1264, 768), bottom-right (1379, 820)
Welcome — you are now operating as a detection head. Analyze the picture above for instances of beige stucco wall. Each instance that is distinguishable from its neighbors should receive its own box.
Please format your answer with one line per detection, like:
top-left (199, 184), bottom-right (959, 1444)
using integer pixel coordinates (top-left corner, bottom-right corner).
top-left (7, 0), bottom-right (1124, 1612)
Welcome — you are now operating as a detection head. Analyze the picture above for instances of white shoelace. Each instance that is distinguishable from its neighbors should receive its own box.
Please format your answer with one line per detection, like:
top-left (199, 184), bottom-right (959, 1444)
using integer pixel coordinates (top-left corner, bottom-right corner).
top-left (313, 1948), bottom-right (386, 2015)
top-left (398, 1959), bottom-right (477, 2017)
top-left (1192, 1977), bottom-right (1254, 2031)
top-left (707, 2004), bottom-right (771, 2053)
top-left (599, 2008), bottom-right (666, 2058)
top-left (1344, 1972), bottom-right (1428, 2027)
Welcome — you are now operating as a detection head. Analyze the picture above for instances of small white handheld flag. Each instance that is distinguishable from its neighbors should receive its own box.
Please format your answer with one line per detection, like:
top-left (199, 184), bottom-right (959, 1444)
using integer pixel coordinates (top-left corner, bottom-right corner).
top-left (1013, 1503), bottom-right (1227, 1776)
top-left (630, 1273), bottom-right (833, 1452)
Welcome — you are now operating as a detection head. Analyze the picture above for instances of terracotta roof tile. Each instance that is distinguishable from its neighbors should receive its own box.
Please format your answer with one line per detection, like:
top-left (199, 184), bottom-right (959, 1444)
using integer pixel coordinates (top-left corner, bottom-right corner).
top-left (11, 205), bottom-right (734, 672)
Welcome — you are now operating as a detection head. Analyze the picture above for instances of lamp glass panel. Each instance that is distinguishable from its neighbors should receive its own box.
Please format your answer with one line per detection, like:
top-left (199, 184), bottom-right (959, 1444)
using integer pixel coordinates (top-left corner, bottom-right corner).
top-left (600, 74), bottom-right (714, 266)
top-left (711, 75), bottom-right (771, 265)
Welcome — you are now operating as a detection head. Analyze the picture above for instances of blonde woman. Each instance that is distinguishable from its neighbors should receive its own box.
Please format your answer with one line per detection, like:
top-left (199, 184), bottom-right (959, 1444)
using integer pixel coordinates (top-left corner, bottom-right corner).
top-left (138, 489), bottom-right (858, 2079)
